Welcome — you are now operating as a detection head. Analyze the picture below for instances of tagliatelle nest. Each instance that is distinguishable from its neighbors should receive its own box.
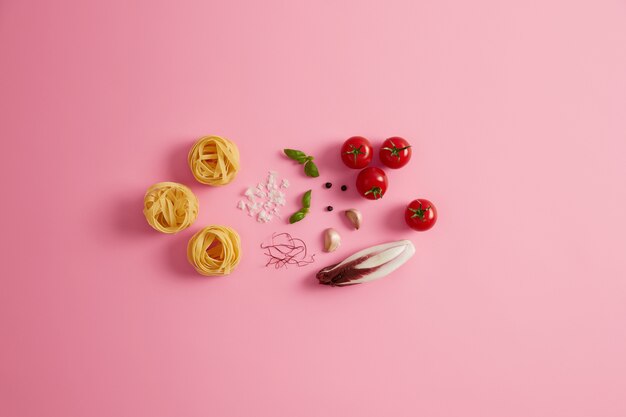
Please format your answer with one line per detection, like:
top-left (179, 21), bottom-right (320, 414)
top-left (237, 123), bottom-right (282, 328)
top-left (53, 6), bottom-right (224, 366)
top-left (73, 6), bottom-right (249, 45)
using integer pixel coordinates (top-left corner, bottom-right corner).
top-left (143, 182), bottom-right (199, 234)
top-left (188, 135), bottom-right (240, 186)
top-left (187, 225), bottom-right (242, 276)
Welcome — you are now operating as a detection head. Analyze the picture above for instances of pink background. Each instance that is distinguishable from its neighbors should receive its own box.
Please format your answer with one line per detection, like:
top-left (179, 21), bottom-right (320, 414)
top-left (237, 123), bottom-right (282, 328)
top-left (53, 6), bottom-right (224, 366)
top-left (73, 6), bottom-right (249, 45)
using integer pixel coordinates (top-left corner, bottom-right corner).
top-left (2, 1), bottom-right (626, 416)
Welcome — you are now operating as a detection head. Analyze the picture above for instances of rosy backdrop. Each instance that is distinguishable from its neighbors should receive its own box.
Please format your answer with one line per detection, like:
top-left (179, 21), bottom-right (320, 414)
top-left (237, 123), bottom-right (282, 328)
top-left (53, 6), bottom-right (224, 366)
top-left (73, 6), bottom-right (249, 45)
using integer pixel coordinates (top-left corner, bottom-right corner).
top-left (2, 1), bottom-right (626, 416)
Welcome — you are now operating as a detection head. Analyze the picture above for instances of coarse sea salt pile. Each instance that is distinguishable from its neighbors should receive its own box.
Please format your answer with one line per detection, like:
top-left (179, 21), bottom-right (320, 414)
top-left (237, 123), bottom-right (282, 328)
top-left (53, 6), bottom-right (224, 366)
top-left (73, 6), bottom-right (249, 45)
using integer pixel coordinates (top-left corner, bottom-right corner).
top-left (237, 171), bottom-right (289, 223)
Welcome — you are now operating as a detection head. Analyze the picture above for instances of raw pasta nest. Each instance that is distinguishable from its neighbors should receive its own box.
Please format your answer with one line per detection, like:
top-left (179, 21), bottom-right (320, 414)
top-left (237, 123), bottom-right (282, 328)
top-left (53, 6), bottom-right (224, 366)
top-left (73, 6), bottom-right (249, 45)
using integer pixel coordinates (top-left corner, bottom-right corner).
top-left (143, 182), bottom-right (199, 234)
top-left (187, 225), bottom-right (242, 276)
top-left (188, 135), bottom-right (240, 186)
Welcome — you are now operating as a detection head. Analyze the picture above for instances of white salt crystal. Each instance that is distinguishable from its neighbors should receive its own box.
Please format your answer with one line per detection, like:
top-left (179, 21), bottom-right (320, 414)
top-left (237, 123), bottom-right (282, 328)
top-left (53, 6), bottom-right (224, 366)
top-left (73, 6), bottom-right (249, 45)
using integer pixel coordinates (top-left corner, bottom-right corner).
top-left (238, 171), bottom-right (289, 223)
top-left (257, 210), bottom-right (273, 223)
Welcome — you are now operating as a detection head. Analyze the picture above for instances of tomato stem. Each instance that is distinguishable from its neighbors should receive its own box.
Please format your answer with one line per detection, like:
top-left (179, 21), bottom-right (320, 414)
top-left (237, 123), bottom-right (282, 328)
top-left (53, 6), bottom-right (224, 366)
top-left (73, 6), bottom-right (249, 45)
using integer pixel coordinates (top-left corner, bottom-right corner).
top-left (382, 141), bottom-right (411, 160)
top-left (364, 186), bottom-right (383, 199)
top-left (409, 202), bottom-right (431, 220)
top-left (344, 145), bottom-right (365, 165)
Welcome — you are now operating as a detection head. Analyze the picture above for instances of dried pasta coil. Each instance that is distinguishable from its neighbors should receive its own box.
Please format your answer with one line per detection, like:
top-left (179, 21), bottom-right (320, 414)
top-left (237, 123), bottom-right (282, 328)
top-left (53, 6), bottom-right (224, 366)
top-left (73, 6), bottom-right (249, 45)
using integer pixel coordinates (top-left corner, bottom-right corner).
top-left (187, 225), bottom-right (242, 276)
top-left (143, 182), bottom-right (199, 234)
top-left (188, 135), bottom-right (240, 186)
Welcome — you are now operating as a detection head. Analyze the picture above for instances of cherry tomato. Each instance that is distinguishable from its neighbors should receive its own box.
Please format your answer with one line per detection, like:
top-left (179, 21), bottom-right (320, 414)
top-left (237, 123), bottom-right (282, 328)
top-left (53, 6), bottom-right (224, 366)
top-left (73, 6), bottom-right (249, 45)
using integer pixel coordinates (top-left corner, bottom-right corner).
top-left (405, 199), bottom-right (437, 231)
top-left (356, 167), bottom-right (388, 200)
top-left (341, 136), bottom-right (373, 169)
top-left (380, 137), bottom-right (412, 169)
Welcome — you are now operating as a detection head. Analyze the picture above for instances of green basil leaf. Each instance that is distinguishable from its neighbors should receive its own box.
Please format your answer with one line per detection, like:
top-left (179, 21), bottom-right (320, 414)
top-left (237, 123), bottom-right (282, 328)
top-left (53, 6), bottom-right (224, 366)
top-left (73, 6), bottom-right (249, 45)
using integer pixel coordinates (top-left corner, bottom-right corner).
top-left (289, 209), bottom-right (307, 224)
top-left (283, 149), bottom-right (308, 164)
top-left (304, 160), bottom-right (319, 177)
top-left (301, 190), bottom-right (312, 208)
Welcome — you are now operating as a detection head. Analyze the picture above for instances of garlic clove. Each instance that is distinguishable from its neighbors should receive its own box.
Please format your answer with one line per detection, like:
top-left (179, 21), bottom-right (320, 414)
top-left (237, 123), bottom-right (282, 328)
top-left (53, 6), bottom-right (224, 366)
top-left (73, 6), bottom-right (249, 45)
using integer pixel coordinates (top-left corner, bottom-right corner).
top-left (323, 228), bottom-right (341, 252)
top-left (344, 209), bottom-right (362, 230)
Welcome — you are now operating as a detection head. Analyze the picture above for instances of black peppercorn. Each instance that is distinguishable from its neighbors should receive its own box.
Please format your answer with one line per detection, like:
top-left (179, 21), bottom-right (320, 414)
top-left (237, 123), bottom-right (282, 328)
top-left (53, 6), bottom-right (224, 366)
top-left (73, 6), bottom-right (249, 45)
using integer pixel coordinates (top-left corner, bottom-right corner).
top-left (326, 206), bottom-right (334, 212)
top-left (341, 185), bottom-right (347, 191)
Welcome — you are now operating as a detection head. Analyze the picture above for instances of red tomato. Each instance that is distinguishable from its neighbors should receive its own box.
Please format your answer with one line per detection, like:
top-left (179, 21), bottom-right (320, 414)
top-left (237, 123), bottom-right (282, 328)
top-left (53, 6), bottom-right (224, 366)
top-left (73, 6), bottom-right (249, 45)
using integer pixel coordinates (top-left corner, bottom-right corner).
top-left (356, 167), bottom-right (388, 200)
top-left (405, 199), bottom-right (437, 231)
top-left (341, 136), bottom-right (373, 169)
top-left (380, 137), bottom-right (412, 169)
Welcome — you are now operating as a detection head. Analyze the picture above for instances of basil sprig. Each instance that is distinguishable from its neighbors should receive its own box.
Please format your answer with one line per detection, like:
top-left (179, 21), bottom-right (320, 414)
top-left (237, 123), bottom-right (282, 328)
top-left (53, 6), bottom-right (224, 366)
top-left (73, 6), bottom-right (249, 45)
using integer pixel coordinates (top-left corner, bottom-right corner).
top-left (283, 149), bottom-right (320, 178)
top-left (289, 190), bottom-right (312, 224)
